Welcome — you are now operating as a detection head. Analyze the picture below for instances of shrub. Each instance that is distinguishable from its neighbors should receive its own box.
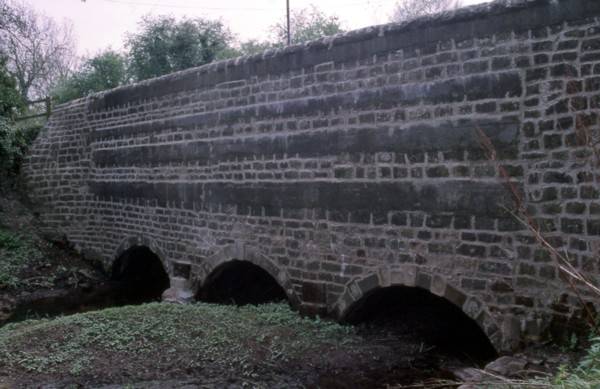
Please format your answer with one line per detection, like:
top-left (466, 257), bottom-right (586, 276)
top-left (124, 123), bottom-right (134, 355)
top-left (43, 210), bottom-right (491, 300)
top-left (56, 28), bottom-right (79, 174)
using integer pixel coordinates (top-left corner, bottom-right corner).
top-left (0, 118), bottom-right (39, 182)
top-left (551, 336), bottom-right (600, 388)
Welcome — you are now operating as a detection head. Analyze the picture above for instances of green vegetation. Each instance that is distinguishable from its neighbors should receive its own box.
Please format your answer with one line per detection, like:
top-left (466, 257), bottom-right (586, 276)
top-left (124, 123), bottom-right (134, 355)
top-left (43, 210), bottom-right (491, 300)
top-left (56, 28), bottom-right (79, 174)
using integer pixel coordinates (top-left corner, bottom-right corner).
top-left (0, 119), bottom-right (39, 180)
top-left (53, 50), bottom-right (128, 104)
top-left (390, 0), bottom-right (462, 22)
top-left (52, 6), bottom-right (346, 103)
top-left (0, 57), bottom-right (24, 118)
top-left (0, 53), bottom-right (37, 182)
top-left (0, 302), bottom-right (357, 384)
top-left (548, 336), bottom-right (600, 388)
top-left (0, 227), bottom-right (42, 289)
top-left (273, 5), bottom-right (345, 45)
top-left (126, 16), bottom-right (233, 82)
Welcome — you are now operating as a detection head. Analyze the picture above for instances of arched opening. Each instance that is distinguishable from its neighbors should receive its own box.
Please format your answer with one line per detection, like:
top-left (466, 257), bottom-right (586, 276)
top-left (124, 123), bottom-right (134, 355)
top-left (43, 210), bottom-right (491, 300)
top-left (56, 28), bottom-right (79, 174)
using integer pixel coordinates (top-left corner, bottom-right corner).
top-left (197, 260), bottom-right (288, 305)
top-left (111, 246), bottom-right (170, 305)
top-left (344, 286), bottom-right (497, 364)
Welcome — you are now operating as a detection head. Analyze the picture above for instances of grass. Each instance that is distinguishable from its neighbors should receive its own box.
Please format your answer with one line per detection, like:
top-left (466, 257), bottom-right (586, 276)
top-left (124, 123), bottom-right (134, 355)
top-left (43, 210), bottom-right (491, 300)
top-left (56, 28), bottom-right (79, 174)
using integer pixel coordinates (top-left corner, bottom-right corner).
top-left (0, 226), bottom-right (43, 289)
top-left (0, 302), bottom-right (359, 386)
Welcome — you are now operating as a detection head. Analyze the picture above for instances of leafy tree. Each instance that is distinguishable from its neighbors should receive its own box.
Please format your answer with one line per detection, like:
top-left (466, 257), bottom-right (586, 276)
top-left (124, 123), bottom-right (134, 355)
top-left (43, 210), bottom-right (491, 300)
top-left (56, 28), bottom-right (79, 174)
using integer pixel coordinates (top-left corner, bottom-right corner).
top-left (0, 56), bottom-right (24, 118)
top-left (53, 50), bottom-right (128, 104)
top-left (219, 7), bottom-right (344, 59)
top-left (126, 15), bottom-right (233, 81)
top-left (391, 0), bottom-right (462, 22)
top-left (236, 39), bottom-right (280, 57)
top-left (0, 54), bottom-right (29, 181)
top-left (273, 6), bottom-right (345, 45)
top-left (0, 117), bottom-right (38, 179)
top-left (0, 0), bottom-right (76, 100)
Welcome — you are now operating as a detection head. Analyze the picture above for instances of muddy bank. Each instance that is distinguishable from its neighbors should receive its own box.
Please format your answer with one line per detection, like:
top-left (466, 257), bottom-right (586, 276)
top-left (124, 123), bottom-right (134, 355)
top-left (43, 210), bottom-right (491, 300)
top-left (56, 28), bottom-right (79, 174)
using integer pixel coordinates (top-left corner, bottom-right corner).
top-left (0, 301), bottom-right (576, 389)
top-left (0, 303), bottom-right (478, 389)
top-left (0, 192), bottom-right (114, 325)
top-left (2, 280), bottom-right (164, 324)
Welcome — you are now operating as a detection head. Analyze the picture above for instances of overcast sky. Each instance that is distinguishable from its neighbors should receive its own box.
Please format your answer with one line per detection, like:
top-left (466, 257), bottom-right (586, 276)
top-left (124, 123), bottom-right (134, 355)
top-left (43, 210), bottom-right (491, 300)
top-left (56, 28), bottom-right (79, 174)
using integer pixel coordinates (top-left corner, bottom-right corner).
top-left (25, 0), bottom-right (490, 56)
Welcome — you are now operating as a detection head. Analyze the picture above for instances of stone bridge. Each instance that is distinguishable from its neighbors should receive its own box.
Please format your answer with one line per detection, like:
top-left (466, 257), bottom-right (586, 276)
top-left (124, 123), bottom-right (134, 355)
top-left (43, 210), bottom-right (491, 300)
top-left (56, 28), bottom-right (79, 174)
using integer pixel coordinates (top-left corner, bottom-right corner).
top-left (24, 0), bottom-right (600, 352)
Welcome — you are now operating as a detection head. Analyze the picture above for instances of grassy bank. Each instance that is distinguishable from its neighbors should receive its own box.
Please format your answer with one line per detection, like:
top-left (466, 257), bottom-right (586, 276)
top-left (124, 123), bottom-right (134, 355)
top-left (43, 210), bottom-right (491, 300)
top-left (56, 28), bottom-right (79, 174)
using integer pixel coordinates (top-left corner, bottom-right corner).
top-left (2, 301), bottom-right (599, 388)
top-left (0, 303), bottom-right (362, 387)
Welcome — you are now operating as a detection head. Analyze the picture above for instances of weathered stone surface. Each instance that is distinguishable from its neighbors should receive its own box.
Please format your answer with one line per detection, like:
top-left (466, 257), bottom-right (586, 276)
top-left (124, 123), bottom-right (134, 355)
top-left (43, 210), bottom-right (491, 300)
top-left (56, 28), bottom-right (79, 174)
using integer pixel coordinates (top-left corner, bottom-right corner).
top-left (92, 118), bottom-right (519, 167)
top-left (88, 181), bottom-right (513, 218)
top-left (23, 0), bottom-right (600, 353)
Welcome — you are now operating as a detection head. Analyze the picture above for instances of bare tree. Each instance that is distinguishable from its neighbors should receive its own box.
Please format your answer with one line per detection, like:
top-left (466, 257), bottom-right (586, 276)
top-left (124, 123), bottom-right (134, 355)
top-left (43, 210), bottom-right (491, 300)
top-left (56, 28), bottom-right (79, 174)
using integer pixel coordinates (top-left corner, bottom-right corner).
top-left (0, 1), bottom-right (76, 101)
top-left (391, 0), bottom-right (462, 23)
top-left (0, 0), bottom-right (19, 30)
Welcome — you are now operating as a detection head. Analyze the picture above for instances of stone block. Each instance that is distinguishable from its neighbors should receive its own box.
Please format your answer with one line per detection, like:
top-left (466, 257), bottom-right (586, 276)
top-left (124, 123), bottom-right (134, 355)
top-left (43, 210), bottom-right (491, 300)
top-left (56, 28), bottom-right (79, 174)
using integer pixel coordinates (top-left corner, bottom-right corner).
top-left (389, 267), bottom-right (417, 287)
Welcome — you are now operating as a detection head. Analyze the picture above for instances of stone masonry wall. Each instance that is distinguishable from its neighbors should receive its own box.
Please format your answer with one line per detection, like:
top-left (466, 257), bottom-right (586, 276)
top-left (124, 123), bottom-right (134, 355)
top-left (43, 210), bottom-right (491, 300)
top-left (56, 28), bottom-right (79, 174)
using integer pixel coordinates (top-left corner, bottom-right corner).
top-left (24, 0), bottom-right (600, 351)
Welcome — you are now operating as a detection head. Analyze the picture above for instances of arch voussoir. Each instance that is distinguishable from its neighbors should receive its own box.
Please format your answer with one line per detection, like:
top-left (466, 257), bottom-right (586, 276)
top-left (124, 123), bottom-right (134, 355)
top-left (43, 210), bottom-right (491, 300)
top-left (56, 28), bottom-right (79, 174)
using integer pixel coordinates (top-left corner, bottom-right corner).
top-left (197, 243), bottom-right (300, 307)
top-left (335, 266), bottom-right (505, 352)
top-left (113, 235), bottom-right (170, 275)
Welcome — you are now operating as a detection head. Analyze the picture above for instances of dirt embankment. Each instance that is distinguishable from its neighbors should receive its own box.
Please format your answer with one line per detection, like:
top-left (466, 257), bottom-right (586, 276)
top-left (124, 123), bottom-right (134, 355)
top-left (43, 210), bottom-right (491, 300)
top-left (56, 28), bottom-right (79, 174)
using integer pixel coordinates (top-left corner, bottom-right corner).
top-left (0, 191), bottom-right (109, 324)
top-left (0, 301), bottom-right (586, 389)
top-left (0, 302), bottom-right (466, 389)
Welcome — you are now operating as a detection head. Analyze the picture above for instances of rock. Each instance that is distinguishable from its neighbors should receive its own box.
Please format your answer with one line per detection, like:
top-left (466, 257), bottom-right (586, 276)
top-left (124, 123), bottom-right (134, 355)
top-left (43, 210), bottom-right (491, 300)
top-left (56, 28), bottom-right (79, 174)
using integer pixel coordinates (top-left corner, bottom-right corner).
top-left (162, 287), bottom-right (194, 304)
top-left (484, 356), bottom-right (528, 378)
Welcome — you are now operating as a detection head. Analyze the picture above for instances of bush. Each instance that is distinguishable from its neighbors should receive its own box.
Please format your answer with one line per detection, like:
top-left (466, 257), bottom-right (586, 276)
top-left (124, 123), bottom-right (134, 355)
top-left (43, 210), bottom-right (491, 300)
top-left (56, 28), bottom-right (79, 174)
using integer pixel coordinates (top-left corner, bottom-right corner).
top-left (551, 336), bottom-right (600, 388)
top-left (0, 56), bottom-right (25, 119)
top-left (0, 118), bottom-right (39, 181)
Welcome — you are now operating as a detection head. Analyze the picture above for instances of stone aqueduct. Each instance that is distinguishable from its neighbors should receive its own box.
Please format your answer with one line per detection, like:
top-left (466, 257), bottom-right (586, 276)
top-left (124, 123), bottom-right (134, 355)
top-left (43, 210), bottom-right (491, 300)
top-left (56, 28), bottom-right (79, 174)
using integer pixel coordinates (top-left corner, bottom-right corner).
top-left (24, 0), bottom-right (600, 352)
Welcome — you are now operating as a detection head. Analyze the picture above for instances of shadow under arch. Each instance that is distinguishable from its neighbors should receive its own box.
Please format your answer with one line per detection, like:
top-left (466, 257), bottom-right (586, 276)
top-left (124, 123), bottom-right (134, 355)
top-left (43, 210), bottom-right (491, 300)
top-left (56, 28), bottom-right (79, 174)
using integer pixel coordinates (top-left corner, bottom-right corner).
top-left (195, 244), bottom-right (300, 307)
top-left (111, 245), bottom-right (170, 305)
top-left (197, 260), bottom-right (288, 305)
top-left (336, 271), bottom-right (499, 362)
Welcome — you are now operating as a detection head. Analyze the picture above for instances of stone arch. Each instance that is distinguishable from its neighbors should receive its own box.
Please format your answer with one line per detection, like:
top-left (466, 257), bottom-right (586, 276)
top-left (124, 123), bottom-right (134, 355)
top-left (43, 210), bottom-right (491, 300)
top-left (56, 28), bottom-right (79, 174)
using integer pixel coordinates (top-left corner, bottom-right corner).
top-left (110, 235), bottom-right (171, 304)
top-left (113, 235), bottom-right (171, 275)
top-left (333, 266), bottom-right (507, 352)
top-left (195, 243), bottom-right (300, 307)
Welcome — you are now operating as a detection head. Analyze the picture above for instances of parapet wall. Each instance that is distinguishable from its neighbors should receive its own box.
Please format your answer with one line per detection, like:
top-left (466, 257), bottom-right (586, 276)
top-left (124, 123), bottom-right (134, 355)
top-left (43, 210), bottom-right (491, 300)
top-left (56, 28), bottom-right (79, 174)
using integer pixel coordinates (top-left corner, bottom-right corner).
top-left (24, 0), bottom-right (600, 351)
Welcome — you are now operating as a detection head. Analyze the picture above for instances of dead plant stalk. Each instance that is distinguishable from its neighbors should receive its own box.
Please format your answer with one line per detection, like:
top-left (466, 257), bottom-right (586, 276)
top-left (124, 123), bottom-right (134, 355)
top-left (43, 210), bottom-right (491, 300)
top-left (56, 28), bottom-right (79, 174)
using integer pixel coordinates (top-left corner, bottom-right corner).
top-left (475, 124), bottom-right (600, 332)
